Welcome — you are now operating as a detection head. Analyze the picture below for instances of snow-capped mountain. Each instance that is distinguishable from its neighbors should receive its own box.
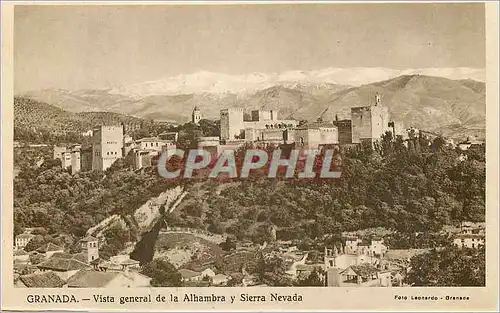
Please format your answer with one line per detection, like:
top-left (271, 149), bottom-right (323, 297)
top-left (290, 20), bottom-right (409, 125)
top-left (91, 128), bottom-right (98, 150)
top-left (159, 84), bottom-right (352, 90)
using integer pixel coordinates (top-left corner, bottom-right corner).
top-left (107, 67), bottom-right (485, 97)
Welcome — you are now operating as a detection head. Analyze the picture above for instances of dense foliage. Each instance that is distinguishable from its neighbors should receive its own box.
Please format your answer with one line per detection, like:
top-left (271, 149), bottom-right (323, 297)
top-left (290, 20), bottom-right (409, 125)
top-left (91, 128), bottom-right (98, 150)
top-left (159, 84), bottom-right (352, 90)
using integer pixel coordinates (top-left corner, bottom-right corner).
top-left (406, 246), bottom-right (485, 286)
top-left (170, 141), bottom-right (485, 244)
top-left (140, 259), bottom-right (182, 287)
top-left (13, 154), bottom-right (180, 239)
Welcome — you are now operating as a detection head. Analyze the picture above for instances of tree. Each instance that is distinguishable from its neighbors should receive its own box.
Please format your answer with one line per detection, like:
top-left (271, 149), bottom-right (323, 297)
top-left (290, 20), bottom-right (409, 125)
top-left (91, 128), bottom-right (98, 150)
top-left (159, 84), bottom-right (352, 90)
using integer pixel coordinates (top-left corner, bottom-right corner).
top-left (220, 235), bottom-right (237, 251)
top-left (406, 246), bottom-right (485, 286)
top-left (295, 268), bottom-right (325, 286)
top-left (256, 252), bottom-right (293, 286)
top-left (141, 259), bottom-right (182, 287)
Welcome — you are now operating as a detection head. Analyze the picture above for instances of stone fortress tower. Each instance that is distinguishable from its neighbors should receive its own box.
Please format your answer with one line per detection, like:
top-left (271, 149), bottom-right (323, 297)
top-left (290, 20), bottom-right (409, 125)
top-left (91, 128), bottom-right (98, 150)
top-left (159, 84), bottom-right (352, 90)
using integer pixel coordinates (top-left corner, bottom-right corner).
top-left (192, 106), bottom-right (202, 124)
top-left (351, 93), bottom-right (390, 144)
top-left (92, 125), bottom-right (124, 171)
top-left (220, 108), bottom-right (245, 141)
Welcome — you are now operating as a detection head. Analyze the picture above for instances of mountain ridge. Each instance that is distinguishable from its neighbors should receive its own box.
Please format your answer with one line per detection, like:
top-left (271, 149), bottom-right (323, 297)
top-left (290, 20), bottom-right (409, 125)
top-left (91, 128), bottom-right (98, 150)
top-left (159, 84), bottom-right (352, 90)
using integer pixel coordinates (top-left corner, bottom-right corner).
top-left (18, 74), bottom-right (485, 140)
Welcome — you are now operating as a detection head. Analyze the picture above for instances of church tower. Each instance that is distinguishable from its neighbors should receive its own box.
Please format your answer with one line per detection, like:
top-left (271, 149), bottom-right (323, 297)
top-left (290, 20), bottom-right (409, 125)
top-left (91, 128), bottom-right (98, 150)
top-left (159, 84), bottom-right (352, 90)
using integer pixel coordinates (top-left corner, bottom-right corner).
top-left (80, 235), bottom-right (99, 263)
top-left (192, 106), bottom-right (202, 124)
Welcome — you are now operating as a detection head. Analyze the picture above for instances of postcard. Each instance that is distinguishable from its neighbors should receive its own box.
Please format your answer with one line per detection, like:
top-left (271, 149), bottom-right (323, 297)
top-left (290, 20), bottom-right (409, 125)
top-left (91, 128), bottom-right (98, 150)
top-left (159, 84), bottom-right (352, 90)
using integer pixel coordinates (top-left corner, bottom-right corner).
top-left (1, 1), bottom-right (498, 311)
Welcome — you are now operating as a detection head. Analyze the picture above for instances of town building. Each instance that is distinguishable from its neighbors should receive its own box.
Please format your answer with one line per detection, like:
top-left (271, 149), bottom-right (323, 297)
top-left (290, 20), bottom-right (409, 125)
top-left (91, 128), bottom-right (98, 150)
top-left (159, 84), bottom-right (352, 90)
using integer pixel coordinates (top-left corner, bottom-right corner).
top-left (15, 233), bottom-right (35, 250)
top-left (80, 235), bottom-right (99, 263)
top-left (135, 137), bottom-right (175, 152)
top-left (36, 243), bottom-right (64, 259)
top-left (14, 249), bottom-right (30, 263)
top-left (92, 125), bottom-right (124, 171)
top-left (67, 269), bottom-right (151, 288)
top-left (16, 271), bottom-right (67, 288)
top-left (133, 149), bottom-right (157, 169)
top-left (457, 136), bottom-right (484, 151)
top-left (36, 256), bottom-right (91, 280)
top-left (159, 131), bottom-right (179, 141)
top-left (334, 264), bottom-right (392, 287)
top-left (453, 234), bottom-right (485, 249)
top-left (109, 255), bottom-right (141, 271)
top-left (212, 273), bottom-right (229, 286)
top-left (324, 246), bottom-right (374, 270)
top-left (53, 145), bottom-right (67, 161)
top-left (220, 108), bottom-right (298, 142)
top-left (122, 135), bottom-right (135, 156)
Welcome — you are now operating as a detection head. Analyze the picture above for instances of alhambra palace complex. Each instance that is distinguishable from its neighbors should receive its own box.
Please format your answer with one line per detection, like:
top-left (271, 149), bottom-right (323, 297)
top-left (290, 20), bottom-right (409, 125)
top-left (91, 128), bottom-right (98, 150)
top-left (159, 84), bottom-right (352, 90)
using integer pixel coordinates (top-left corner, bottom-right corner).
top-left (54, 93), bottom-right (414, 175)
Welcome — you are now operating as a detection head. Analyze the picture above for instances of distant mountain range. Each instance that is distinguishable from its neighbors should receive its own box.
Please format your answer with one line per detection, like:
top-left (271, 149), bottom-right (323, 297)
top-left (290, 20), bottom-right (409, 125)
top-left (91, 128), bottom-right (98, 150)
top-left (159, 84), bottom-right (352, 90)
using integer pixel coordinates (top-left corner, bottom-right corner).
top-left (18, 69), bottom-right (485, 140)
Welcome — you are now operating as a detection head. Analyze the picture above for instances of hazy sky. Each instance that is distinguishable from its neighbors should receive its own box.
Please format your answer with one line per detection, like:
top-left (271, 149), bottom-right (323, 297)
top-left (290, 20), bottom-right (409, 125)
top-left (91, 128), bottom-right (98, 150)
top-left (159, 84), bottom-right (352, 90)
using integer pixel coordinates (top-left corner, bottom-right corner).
top-left (14, 3), bottom-right (485, 93)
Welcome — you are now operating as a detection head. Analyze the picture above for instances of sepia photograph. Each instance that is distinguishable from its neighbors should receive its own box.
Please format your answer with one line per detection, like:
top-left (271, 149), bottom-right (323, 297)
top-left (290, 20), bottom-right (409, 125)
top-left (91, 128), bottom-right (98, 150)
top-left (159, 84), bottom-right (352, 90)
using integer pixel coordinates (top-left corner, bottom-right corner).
top-left (2, 1), bottom-right (499, 312)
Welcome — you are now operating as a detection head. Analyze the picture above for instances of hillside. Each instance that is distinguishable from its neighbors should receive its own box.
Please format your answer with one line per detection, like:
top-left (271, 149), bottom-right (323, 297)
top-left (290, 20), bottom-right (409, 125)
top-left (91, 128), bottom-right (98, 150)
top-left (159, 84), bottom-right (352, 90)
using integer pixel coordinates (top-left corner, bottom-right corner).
top-left (14, 97), bottom-right (144, 141)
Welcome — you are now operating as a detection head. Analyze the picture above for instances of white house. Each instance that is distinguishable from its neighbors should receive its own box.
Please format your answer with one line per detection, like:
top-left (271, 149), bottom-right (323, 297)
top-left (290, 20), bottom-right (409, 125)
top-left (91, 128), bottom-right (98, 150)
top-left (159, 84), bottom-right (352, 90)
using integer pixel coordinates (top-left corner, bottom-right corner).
top-left (15, 233), bottom-right (35, 250)
top-left (453, 234), bottom-right (485, 249)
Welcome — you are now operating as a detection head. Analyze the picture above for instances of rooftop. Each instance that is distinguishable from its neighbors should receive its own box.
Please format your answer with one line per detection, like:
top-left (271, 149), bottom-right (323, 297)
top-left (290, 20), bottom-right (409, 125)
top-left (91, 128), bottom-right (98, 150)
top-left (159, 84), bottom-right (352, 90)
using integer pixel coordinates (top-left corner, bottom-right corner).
top-left (50, 252), bottom-right (87, 263)
top-left (16, 233), bottom-right (36, 240)
top-left (37, 257), bottom-right (90, 272)
top-left (36, 242), bottom-right (64, 253)
top-left (19, 271), bottom-right (66, 288)
top-left (80, 235), bottom-right (98, 242)
top-left (136, 137), bottom-right (173, 143)
top-left (344, 264), bottom-right (380, 277)
top-left (67, 270), bottom-right (121, 288)
top-left (14, 249), bottom-right (29, 256)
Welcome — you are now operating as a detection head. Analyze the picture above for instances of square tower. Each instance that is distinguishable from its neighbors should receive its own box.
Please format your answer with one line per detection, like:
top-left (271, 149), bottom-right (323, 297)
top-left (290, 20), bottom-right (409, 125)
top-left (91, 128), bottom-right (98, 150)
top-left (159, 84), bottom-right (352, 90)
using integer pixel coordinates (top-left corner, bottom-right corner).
top-left (92, 125), bottom-right (124, 171)
top-left (220, 108), bottom-right (245, 141)
top-left (80, 235), bottom-right (99, 263)
top-left (351, 94), bottom-right (390, 144)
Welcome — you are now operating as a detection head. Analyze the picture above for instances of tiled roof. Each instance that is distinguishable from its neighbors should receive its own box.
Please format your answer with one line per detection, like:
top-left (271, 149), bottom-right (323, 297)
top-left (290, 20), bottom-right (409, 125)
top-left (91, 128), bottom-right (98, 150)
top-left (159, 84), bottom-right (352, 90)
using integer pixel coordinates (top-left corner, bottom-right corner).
top-left (346, 264), bottom-right (380, 277)
top-left (50, 252), bottom-right (87, 263)
top-left (20, 271), bottom-right (66, 288)
top-left (80, 235), bottom-right (98, 242)
top-left (67, 270), bottom-right (121, 288)
top-left (455, 234), bottom-right (485, 239)
top-left (16, 233), bottom-right (35, 239)
top-left (36, 242), bottom-right (63, 253)
top-left (14, 249), bottom-right (29, 256)
top-left (37, 257), bottom-right (90, 272)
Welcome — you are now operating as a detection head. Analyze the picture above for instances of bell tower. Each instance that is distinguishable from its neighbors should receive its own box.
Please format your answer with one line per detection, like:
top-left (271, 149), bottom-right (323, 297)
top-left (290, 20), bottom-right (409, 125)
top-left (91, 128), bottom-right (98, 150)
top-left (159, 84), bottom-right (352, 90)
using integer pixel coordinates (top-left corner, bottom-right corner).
top-left (192, 106), bottom-right (202, 124)
top-left (375, 93), bottom-right (381, 106)
top-left (80, 235), bottom-right (99, 263)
